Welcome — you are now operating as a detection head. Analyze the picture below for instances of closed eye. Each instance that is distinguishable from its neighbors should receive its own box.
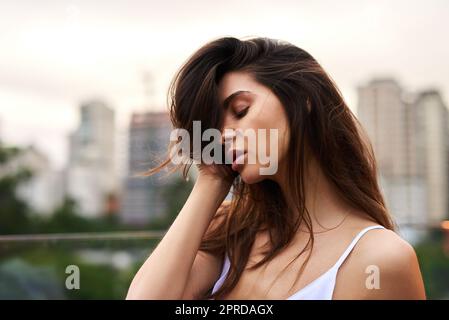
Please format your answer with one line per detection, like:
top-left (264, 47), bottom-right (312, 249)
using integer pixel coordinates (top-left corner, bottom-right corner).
top-left (235, 106), bottom-right (249, 119)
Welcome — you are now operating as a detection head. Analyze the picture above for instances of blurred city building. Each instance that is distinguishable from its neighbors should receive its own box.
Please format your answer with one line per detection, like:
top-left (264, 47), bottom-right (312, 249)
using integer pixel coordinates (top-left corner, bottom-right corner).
top-left (358, 79), bottom-right (449, 235)
top-left (413, 91), bottom-right (449, 224)
top-left (0, 145), bottom-right (64, 215)
top-left (66, 100), bottom-right (117, 218)
top-left (120, 111), bottom-right (175, 225)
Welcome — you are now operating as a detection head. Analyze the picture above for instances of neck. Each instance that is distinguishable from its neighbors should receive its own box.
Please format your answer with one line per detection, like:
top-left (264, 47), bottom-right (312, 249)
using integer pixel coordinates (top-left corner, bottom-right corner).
top-left (271, 155), bottom-right (352, 233)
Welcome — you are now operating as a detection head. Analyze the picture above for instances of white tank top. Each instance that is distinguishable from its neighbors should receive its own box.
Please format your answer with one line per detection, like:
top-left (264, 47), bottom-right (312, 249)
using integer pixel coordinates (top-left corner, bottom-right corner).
top-left (211, 225), bottom-right (385, 299)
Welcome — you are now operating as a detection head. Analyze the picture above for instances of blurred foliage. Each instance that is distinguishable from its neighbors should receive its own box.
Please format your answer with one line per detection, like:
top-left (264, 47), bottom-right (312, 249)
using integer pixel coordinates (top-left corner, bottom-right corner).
top-left (415, 235), bottom-right (449, 299)
top-left (148, 175), bottom-right (194, 230)
top-left (32, 196), bottom-right (125, 234)
top-left (0, 246), bottom-right (148, 299)
top-left (0, 144), bottom-right (33, 234)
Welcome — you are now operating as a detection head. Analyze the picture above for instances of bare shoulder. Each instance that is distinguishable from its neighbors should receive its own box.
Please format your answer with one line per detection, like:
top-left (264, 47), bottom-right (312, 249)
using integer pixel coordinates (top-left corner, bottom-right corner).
top-left (333, 226), bottom-right (426, 299)
top-left (356, 227), bottom-right (416, 266)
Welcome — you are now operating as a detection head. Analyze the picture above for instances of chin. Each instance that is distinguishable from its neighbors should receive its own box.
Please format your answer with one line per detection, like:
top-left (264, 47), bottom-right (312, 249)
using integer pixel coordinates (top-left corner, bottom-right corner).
top-left (238, 165), bottom-right (266, 184)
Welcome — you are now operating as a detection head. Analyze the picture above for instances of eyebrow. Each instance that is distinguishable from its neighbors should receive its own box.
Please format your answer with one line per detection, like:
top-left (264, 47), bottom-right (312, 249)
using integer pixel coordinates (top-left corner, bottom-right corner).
top-left (222, 90), bottom-right (251, 110)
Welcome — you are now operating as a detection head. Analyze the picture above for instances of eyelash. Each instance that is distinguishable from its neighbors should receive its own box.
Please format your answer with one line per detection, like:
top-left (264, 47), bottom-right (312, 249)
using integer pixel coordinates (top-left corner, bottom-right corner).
top-left (235, 106), bottom-right (249, 119)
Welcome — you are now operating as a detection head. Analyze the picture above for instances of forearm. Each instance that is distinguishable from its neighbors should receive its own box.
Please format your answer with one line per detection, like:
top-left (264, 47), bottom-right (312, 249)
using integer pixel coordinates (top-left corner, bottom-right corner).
top-left (126, 176), bottom-right (230, 299)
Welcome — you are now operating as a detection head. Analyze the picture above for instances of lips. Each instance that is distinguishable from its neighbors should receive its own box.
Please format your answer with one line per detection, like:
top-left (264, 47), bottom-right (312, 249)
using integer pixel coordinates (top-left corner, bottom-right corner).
top-left (229, 149), bottom-right (246, 171)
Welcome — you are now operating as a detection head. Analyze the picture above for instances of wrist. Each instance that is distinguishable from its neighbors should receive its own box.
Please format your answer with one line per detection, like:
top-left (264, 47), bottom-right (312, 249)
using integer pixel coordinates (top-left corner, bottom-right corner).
top-left (195, 174), bottom-right (232, 195)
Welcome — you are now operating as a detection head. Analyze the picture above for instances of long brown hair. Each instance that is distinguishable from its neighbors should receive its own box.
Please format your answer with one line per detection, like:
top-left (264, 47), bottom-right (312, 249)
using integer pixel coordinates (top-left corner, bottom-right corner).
top-left (144, 36), bottom-right (395, 299)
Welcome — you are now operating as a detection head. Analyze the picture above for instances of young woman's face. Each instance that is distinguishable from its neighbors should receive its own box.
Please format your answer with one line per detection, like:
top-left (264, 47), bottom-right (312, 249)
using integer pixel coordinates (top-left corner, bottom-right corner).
top-left (217, 71), bottom-right (290, 184)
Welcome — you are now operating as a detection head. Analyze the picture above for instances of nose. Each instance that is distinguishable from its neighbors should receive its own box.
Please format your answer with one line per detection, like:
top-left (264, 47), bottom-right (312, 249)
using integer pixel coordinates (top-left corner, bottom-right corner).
top-left (221, 126), bottom-right (245, 152)
top-left (222, 125), bottom-right (244, 146)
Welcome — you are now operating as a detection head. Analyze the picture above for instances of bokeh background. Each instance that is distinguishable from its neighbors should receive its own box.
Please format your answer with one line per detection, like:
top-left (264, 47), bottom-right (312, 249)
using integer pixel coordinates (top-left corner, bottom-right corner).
top-left (0, 0), bottom-right (448, 299)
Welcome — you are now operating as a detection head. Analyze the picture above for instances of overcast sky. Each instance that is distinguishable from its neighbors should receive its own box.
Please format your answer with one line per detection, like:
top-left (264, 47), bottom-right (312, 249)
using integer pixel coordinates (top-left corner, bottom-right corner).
top-left (0, 0), bottom-right (448, 169)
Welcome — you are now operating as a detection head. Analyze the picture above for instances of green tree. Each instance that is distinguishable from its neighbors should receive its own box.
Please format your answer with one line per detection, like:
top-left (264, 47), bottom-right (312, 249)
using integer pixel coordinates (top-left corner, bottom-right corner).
top-left (149, 175), bottom-right (194, 229)
top-left (42, 197), bottom-right (92, 233)
top-left (0, 144), bottom-right (33, 234)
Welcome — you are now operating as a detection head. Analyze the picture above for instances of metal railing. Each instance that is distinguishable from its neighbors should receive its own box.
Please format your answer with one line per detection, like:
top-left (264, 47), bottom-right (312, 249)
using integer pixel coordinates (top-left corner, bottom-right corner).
top-left (0, 231), bottom-right (166, 243)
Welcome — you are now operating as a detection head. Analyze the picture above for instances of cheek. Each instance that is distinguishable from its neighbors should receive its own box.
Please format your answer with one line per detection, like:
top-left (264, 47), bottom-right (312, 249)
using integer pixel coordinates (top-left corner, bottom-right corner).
top-left (272, 102), bottom-right (290, 162)
top-left (277, 125), bottom-right (290, 162)
top-left (262, 113), bottom-right (290, 163)
top-left (241, 99), bottom-right (289, 169)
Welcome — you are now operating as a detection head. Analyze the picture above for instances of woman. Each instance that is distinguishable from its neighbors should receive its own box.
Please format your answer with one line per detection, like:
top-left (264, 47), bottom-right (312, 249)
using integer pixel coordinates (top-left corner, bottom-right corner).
top-left (126, 36), bottom-right (426, 300)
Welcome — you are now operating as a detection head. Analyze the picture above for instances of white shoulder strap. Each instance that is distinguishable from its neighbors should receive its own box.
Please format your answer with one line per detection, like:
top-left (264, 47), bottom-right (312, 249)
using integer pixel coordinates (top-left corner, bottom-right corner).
top-left (333, 225), bottom-right (385, 270)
